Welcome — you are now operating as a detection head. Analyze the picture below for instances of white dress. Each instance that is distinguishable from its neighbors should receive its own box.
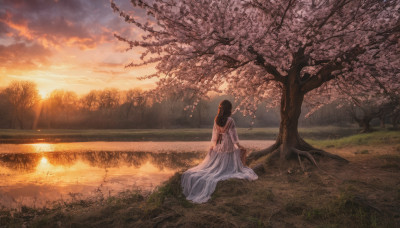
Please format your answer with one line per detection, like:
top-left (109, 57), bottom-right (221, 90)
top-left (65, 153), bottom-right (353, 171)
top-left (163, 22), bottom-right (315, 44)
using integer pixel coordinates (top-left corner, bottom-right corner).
top-left (181, 117), bottom-right (258, 203)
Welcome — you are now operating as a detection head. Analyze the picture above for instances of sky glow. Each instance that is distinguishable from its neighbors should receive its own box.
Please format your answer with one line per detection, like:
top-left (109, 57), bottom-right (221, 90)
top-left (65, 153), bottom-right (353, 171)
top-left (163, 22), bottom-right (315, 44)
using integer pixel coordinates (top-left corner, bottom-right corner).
top-left (0, 0), bottom-right (155, 95)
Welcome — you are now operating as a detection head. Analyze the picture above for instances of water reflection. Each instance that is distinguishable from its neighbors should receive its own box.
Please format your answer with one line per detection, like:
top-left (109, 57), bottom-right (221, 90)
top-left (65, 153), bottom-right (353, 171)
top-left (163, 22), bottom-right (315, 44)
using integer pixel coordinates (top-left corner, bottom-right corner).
top-left (30, 143), bottom-right (55, 153)
top-left (0, 141), bottom-right (272, 154)
top-left (0, 140), bottom-right (273, 209)
top-left (0, 151), bottom-right (203, 209)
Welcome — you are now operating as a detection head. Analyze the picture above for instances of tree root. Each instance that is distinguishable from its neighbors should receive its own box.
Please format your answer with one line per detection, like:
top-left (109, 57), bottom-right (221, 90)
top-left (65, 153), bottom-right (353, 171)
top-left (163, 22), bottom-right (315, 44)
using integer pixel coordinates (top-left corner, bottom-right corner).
top-left (246, 142), bottom-right (280, 165)
top-left (309, 149), bottom-right (349, 163)
top-left (250, 149), bottom-right (279, 174)
top-left (247, 140), bottom-right (348, 172)
top-left (292, 148), bottom-right (320, 169)
top-left (296, 139), bottom-right (348, 163)
top-left (297, 153), bottom-right (305, 172)
top-left (292, 147), bottom-right (341, 180)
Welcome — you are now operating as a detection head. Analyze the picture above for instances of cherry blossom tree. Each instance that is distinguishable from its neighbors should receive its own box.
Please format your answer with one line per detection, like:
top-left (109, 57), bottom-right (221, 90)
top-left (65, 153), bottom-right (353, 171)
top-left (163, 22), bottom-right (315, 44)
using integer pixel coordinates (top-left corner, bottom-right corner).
top-left (112, 0), bottom-right (400, 167)
top-left (346, 95), bottom-right (387, 133)
top-left (372, 69), bottom-right (400, 129)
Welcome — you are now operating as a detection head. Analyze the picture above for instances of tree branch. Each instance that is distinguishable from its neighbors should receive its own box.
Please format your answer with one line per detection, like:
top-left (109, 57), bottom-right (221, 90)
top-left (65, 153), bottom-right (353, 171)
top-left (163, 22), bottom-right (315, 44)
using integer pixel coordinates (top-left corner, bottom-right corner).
top-left (317, 0), bottom-right (351, 29)
top-left (276, 0), bottom-right (295, 30)
top-left (247, 46), bottom-right (285, 83)
top-left (301, 45), bottom-right (365, 93)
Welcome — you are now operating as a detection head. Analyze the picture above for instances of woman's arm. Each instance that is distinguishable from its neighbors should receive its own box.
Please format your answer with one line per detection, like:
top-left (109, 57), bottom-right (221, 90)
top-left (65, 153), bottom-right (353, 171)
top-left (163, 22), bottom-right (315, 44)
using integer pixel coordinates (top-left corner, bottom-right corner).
top-left (228, 119), bottom-right (241, 149)
top-left (210, 121), bottom-right (218, 150)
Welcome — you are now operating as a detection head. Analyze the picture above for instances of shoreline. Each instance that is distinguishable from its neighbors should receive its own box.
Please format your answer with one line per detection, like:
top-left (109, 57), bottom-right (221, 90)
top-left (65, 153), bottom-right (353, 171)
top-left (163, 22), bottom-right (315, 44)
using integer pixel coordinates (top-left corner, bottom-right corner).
top-left (1, 131), bottom-right (399, 227)
top-left (2, 143), bottom-right (399, 227)
top-left (0, 127), bottom-right (359, 144)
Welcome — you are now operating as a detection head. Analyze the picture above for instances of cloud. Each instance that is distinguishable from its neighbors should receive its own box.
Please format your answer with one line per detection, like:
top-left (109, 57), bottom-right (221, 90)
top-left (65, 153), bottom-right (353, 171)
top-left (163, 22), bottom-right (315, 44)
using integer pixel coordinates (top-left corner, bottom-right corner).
top-left (0, 0), bottom-right (148, 50)
top-left (0, 0), bottom-right (157, 94)
top-left (99, 62), bottom-right (125, 68)
top-left (0, 16), bottom-right (10, 36)
top-left (30, 16), bottom-right (98, 50)
top-left (0, 0), bottom-right (101, 50)
top-left (0, 42), bottom-right (52, 72)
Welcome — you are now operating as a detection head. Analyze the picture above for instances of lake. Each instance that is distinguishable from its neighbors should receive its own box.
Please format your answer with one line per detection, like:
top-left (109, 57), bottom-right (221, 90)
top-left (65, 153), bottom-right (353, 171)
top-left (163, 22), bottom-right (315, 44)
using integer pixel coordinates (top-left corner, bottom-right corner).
top-left (0, 141), bottom-right (273, 209)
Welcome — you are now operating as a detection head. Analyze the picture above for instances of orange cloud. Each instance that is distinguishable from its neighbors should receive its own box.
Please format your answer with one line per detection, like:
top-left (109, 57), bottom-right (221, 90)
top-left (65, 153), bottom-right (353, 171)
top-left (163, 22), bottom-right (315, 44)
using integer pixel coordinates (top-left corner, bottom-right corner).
top-left (0, 10), bottom-right (99, 50)
top-left (0, 11), bottom-right (33, 39)
top-left (0, 42), bottom-right (51, 73)
top-left (0, 0), bottom-right (158, 95)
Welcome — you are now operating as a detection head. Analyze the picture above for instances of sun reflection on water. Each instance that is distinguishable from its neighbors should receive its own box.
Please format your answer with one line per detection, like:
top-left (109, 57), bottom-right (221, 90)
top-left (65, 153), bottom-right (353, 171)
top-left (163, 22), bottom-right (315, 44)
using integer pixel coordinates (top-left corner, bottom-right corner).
top-left (36, 156), bottom-right (52, 175)
top-left (0, 142), bottom-right (216, 209)
top-left (29, 143), bottom-right (54, 153)
top-left (40, 156), bottom-right (48, 164)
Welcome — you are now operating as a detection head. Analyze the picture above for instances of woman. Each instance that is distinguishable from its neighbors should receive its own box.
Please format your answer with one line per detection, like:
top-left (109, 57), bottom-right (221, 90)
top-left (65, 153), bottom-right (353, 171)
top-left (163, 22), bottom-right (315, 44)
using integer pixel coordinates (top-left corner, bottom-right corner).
top-left (181, 100), bottom-right (258, 203)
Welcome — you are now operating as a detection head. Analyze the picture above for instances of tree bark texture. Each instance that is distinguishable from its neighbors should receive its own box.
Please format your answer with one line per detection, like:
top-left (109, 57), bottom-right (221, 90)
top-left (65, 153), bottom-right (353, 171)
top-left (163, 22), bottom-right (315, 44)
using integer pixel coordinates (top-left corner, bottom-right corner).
top-left (247, 70), bottom-right (347, 167)
top-left (278, 80), bottom-right (305, 160)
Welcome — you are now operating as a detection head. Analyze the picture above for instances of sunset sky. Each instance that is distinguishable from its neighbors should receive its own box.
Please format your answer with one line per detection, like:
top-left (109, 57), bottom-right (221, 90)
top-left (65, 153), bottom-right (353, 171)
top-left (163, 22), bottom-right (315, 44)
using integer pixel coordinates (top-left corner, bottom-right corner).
top-left (0, 0), bottom-right (156, 97)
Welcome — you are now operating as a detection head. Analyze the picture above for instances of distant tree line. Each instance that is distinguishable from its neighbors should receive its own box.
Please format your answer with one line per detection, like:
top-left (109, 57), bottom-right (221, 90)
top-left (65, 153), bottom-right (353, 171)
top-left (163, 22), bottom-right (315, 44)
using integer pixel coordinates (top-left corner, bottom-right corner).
top-left (0, 80), bottom-right (398, 130)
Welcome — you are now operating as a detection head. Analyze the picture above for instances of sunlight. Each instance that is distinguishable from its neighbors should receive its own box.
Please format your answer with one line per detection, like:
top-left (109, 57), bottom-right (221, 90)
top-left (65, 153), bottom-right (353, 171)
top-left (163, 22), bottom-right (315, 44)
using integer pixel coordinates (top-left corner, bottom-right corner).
top-left (138, 161), bottom-right (163, 174)
top-left (36, 156), bottom-right (51, 173)
top-left (38, 89), bottom-right (49, 99)
top-left (40, 156), bottom-right (48, 165)
top-left (29, 143), bottom-right (54, 153)
top-left (32, 99), bottom-right (43, 130)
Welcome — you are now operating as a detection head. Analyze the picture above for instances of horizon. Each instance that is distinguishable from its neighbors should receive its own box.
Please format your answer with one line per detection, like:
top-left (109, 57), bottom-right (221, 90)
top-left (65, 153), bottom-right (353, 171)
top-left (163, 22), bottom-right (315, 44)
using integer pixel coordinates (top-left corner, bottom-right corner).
top-left (0, 0), bottom-right (155, 96)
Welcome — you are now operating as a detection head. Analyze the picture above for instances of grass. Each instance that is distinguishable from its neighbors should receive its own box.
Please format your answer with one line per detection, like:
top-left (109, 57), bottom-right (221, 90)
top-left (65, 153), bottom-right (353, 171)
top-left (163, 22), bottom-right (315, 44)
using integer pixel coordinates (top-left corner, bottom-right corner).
top-left (302, 190), bottom-right (394, 228)
top-left (2, 159), bottom-right (399, 227)
top-left (306, 130), bottom-right (400, 148)
top-left (1, 130), bottom-right (400, 227)
top-left (0, 126), bottom-right (359, 143)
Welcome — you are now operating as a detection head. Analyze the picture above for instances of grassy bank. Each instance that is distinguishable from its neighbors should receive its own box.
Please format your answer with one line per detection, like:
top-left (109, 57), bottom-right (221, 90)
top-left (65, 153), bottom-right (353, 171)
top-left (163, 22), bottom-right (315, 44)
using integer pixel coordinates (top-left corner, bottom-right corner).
top-left (307, 130), bottom-right (400, 148)
top-left (1, 131), bottom-right (399, 227)
top-left (0, 126), bottom-right (359, 143)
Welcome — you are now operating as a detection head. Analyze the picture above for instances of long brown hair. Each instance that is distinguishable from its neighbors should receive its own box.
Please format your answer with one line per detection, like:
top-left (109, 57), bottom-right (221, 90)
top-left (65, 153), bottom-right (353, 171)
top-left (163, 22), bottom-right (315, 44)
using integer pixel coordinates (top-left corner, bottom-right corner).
top-left (215, 100), bottom-right (232, 127)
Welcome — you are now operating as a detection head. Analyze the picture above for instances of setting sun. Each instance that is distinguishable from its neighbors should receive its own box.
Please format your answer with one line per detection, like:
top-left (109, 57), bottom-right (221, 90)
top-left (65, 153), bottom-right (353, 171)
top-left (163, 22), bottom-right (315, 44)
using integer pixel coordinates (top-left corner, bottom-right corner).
top-left (0, 0), bottom-right (399, 227)
top-left (40, 156), bottom-right (48, 165)
top-left (38, 90), bottom-right (49, 99)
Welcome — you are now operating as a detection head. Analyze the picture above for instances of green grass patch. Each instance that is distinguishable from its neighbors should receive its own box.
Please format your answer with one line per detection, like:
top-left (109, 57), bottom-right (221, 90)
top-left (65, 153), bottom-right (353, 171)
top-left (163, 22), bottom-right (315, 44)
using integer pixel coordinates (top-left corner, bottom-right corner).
top-left (306, 130), bottom-right (400, 148)
top-left (0, 126), bottom-right (359, 143)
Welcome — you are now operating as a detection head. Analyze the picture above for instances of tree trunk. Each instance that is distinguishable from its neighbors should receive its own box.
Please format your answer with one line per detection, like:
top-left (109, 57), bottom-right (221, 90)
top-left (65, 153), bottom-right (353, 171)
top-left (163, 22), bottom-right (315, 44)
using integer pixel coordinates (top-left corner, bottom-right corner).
top-left (277, 83), bottom-right (305, 160)
top-left (379, 114), bottom-right (386, 128)
top-left (393, 112), bottom-right (400, 129)
top-left (126, 103), bottom-right (133, 118)
top-left (197, 103), bottom-right (202, 128)
top-left (11, 110), bottom-right (17, 129)
top-left (247, 73), bottom-right (348, 167)
top-left (17, 114), bottom-right (24, 129)
top-left (350, 111), bottom-right (373, 133)
top-left (360, 118), bottom-right (372, 133)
